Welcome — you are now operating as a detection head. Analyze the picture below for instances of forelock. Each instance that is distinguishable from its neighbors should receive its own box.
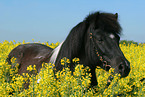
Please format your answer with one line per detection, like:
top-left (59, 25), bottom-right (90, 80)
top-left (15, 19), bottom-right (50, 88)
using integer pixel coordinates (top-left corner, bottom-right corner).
top-left (85, 11), bottom-right (122, 36)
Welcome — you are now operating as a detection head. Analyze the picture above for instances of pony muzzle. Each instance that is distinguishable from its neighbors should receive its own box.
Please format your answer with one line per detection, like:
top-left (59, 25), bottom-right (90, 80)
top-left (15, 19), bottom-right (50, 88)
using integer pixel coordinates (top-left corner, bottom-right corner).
top-left (112, 57), bottom-right (130, 78)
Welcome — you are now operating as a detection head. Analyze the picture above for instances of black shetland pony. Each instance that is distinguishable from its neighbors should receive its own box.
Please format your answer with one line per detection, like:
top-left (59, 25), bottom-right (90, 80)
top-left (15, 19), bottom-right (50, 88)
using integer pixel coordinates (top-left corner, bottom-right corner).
top-left (7, 12), bottom-right (130, 87)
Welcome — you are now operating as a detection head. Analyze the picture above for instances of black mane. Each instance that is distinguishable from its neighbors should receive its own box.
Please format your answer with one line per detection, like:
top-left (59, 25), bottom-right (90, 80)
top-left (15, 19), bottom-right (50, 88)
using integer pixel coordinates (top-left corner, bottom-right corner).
top-left (85, 12), bottom-right (122, 35)
top-left (54, 21), bottom-right (87, 70)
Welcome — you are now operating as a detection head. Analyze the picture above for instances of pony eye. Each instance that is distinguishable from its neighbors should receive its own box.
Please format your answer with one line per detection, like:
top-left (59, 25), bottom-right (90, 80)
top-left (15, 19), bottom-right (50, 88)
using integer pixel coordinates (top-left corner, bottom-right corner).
top-left (98, 38), bottom-right (103, 43)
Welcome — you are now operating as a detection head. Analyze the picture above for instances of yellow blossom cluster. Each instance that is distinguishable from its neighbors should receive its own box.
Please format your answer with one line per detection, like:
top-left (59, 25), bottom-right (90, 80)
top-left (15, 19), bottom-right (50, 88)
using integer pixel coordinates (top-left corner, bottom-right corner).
top-left (0, 40), bottom-right (144, 96)
top-left (61, 57), bottom-right (70, 66)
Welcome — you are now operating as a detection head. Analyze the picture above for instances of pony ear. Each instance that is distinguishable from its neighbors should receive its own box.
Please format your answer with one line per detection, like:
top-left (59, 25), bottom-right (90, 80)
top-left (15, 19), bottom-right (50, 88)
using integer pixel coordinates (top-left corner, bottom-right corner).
top-left (96, 12), bottom-right (100, 16)
top-left (93, 12), bottom-right (100, 29)
top-left (95, 12), bottom-right (100, 21)
top-left (115, 13), bottom-right (118, 20)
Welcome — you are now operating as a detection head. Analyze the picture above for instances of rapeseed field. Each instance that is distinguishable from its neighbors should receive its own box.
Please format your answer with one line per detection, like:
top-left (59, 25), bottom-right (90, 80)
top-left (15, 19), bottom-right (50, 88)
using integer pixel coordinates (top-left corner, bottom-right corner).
top-left (0, 40), bottom-right (144, 96)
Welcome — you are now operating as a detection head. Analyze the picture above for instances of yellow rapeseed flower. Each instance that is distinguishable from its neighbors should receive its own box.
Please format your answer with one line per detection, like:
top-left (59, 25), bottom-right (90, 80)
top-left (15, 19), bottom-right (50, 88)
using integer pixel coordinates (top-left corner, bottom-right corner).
top-left (27, 65), bottom-right (33, 71)
top-left (0, 40), bottom-right (145, 96)
top-left (61, 57), bottom-right (70, 65)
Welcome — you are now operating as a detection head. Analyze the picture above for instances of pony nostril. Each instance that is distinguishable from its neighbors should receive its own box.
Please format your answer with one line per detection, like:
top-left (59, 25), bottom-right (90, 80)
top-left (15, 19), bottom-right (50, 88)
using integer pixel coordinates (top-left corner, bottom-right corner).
top-left (119, 64), bottom-right (123, 70)
top-left (118, 63), bottom-right (125, 73)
